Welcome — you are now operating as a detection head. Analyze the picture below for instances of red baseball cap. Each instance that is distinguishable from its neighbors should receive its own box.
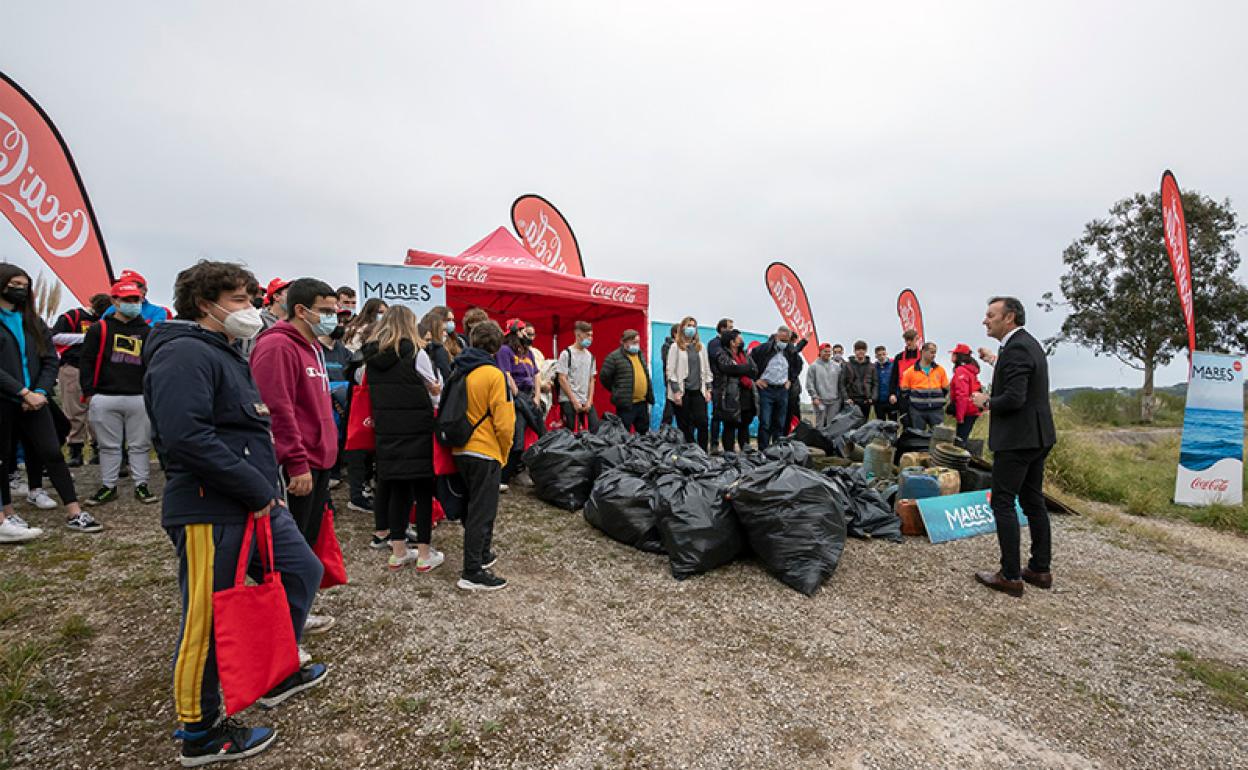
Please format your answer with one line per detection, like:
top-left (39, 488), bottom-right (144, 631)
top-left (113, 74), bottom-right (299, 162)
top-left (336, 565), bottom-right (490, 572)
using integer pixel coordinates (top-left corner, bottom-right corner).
top-left (265, 278), bottom-right (290, 304)
top-left (818, 342), bottom-right (832, 351)
top-left (110, 280), bottom-right (143, 299)
top-left (118, 269), bottom-right (147, 287)
top-left (504, 318), bottom-right (527, 335)
top-left (950, 343), bottom-right (973, 356)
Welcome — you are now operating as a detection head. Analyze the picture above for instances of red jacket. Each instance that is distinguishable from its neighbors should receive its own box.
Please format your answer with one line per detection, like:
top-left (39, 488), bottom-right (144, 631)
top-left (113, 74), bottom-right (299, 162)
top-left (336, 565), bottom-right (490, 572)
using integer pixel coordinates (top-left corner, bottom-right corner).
top-left (250, 321), bottom-right (337, 476)
top-left (950, 361), bottom-right (983, 422)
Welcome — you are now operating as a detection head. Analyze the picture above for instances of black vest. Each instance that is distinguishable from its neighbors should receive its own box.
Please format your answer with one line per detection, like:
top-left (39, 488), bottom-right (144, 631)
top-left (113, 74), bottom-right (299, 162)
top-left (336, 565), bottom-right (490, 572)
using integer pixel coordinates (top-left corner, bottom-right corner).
top-left (364, 340), bottom-right (435, 480)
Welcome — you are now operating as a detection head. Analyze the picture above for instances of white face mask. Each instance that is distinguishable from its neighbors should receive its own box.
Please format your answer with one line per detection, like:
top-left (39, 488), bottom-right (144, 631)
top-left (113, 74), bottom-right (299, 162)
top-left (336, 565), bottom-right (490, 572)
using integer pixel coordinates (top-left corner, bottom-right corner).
top-left (213, 303), bottom-right (265, 340)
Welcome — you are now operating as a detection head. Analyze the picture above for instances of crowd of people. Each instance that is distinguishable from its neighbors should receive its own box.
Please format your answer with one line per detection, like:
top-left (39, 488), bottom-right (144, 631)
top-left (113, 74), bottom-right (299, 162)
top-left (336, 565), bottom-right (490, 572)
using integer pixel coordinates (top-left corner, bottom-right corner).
top-left (0, 257), bottom-right (1055, 766)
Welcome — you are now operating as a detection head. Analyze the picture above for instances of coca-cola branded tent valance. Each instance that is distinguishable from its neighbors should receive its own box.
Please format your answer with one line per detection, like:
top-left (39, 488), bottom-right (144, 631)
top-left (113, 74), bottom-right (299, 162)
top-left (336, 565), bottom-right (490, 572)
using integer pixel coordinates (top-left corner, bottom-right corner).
top-left (406, 227), bottom-right (649, 415)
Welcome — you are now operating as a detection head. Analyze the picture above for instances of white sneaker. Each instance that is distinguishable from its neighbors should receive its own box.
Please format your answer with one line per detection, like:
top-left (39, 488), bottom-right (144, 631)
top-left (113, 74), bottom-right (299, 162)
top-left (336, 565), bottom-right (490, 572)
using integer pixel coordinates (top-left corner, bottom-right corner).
top-left (65, 511), bottom-right (103, 533)
top-left (298, 646), bottom-right (312, 667)
top-left (416, 548), bottom-right (445, 573)
top-left (9, 475), bottom-right (29, 499)
top-left (27, 489), bottom-right (57, 510)
top-left (388, 550), bottom-right (419, 571)
top-left (499, 484), bottom-right (510, 493)
top-left (0, 517), bottom-right (42, 543)
top-left (6, 513), bottom-right (30, 529)
top-left (303, 613), bottom-right (336, 636)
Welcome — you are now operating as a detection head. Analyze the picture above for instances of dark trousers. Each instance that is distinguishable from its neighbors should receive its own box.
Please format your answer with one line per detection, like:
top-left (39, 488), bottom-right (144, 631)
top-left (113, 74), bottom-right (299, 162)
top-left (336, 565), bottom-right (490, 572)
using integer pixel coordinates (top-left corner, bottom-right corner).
top-left (709, 415), bottom-right (722, 450)
top-left (720, 410), bottom-right (753, 453)
top-left (955, 415), bottom-right (978, 445)
top-left (874, 402), bottom-right (898, 422)
top-left (457, 455), bottom-right (500, 576)
top-left (284, 467), bottom-right (332, 546)
top-left (615, 401), bottom-right (650, 434)
top-left (375, 476), bottom-right (435, 543)
top-left (991, 445), bottom-right (1053, 580)
top-left (660, 400), bottom-right (675, 427)
top-left (504, 391), bottom-right (543, 483)
top-left (0, 403), bottom-right (76, 506)
top-left (345, 450), bottom-right (374, 503)
top-left (757, 386), bottom-right (788, 451)
top-left (167, 506), bottom-right (321, 730)
top-left (559, 401), bottom-right (600, 433)
top-left (909, 406), bottom-right (943, 432)
top-left (674, 389), bottom-right (709, 450)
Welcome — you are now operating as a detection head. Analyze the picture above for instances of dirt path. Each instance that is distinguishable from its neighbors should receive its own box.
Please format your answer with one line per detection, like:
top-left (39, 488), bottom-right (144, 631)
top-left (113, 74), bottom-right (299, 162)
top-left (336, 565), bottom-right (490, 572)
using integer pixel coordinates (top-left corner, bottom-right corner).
top-left (3, 465), bottom-right (1247, 769)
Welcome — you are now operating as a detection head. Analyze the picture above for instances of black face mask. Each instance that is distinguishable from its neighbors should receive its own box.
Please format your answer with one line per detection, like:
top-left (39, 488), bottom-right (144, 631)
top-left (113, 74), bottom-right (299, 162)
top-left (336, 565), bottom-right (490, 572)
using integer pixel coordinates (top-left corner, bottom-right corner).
top-left (2, 286), bottom-right (29, 305)
top-left (329, 324), bottom-right (346, 341)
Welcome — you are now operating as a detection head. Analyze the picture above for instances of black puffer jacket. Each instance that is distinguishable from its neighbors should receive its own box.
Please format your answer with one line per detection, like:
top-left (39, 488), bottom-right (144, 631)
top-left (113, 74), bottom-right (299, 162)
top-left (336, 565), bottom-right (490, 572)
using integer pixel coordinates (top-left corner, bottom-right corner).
top-left (712, 345), bottom-right (757, 422)
top-left (364, 339), bottom-right (434, 480)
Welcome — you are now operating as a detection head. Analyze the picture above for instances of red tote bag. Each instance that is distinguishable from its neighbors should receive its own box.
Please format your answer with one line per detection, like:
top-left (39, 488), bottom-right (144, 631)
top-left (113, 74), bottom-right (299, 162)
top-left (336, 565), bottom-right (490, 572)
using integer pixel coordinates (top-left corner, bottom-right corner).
top-left (344, 375), bottom-right (375, 451)
top-left (212, 511), bottom-right (300, 716)
top-left (313, 504), bottom-right (347, 589)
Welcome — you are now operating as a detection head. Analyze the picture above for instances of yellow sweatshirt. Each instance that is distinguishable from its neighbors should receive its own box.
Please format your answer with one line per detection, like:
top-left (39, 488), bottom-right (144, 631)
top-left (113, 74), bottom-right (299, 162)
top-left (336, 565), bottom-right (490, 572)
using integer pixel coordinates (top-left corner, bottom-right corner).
top-left (454, 364), bottom-right (516, 465)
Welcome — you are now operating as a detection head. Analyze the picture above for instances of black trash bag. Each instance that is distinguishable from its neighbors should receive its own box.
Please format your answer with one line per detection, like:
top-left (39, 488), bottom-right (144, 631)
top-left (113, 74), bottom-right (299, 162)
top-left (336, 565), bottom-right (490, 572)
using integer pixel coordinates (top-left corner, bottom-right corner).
top-left (522, 429), bottom-right (597, 510)
top-left (660, 443), bottom-right (713, 474)
top-left (595, 412), bottom-right (631, 445)
top-left (895, 427), bottom-right (932, 455)
top-left (654, 469), bottom-right (744, 579)
top-left (583, 464), bottom-right (665, 553)
top-left (725, 462), bottom-right (847, 596)
top-left (763, 437), bottom-right (813, 468)
top-left (653, 425), bottom-right (685, 445)
top-left (791, 420), bottom-right (833, 454)
top-left (846, 420), bottom-right (901, 448)
top-left (823, 465), bottom-right (903, 542)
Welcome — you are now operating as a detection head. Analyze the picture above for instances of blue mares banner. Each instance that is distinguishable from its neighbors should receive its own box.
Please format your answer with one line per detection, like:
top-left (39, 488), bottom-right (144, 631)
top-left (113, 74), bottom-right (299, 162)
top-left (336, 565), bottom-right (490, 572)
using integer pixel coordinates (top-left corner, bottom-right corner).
top-left (917, 490), bottom-right (1027, 544)
top-left (649, 322), bottom-right (768, 433)
top-left (1174, 351), bottom-right (1244, 506)
top-left (357, 263), bottom-right (446, 318)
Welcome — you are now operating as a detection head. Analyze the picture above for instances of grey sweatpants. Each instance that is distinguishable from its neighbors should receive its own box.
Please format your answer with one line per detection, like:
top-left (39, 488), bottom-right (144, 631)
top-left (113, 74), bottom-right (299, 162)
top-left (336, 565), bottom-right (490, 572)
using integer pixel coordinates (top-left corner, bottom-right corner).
top-left (88, 393), bottom-right (151, 486)
top-left (813, 399), bottom-right (842, 429)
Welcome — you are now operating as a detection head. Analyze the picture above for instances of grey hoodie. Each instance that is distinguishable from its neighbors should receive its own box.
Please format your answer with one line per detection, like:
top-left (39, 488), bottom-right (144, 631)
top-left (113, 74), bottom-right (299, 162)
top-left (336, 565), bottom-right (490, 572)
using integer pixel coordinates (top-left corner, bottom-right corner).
top-left (805, 357), bottom-right (841, 401)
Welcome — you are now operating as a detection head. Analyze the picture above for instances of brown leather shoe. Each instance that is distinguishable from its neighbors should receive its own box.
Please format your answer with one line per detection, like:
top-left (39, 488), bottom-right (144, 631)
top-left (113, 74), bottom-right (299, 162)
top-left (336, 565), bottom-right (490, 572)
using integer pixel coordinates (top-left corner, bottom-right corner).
top-left (975, 570), bottom-right (1024, 598)
top-left (1021, 567), bottom-right (1053, 589)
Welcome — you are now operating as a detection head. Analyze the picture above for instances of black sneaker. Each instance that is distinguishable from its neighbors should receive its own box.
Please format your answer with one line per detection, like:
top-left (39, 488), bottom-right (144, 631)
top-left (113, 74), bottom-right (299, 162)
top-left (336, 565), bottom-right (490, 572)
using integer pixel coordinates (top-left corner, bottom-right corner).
top-left (347, 497), bottom-right (374, 513)
top-left (482, 551), bottom-right (498, 570)
top-left (176, 717), bottom-right (276, 767)
top-left (456, 570), bottom-right (508, 592)
top-left (65, 511), bottom-right (103, 533)
top-left (85, 486), bottom-right (117, 506)
top-left (257, 663), bottom-right (328, 709)
top-left (66, 445), bottom-right (84, 468)
top-left (134, 484), bottom-right (158, 504)
top-left (368, 534), bottom-right (390, 550)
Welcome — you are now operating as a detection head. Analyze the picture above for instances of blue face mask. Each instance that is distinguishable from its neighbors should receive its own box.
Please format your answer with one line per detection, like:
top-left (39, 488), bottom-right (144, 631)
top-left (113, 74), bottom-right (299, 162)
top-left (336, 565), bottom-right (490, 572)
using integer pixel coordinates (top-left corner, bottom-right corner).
top-left (580, 338), bottom-right (592, 349)
top-left (683, 326), bottom-right (696, 339)
top-left (312, 312), bottom-right (338, 337)
top-left (445, 321), bottom-right (456, 335)
top-left (626, 344), bottom-right (640, 355)
top-left (117, 301), bottom-right (143, 318)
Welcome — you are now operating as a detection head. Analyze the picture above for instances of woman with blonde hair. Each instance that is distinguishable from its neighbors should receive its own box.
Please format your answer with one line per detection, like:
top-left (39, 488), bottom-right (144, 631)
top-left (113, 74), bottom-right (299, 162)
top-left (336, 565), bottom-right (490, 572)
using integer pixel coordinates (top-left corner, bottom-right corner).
top-left (664, 315), bottom-right (713, 450)
top-left (359, 305), bottom-right (443, 571)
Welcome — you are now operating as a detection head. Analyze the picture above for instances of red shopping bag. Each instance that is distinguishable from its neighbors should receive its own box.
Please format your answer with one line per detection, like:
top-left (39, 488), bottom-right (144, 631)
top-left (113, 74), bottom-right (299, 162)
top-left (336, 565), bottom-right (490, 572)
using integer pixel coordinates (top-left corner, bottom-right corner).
top-left (212, 511), bottom-right (300, 716)
top-left (544, 404), bottom-right (566, 432)
top-left (432, 435), bottom-right (457, 476)
top-left (410, 500), bottom-right (447, 527)
top-left (344, 375), bottom-right (375, 451)
top-left (313, 503), bottom-right (347, 589)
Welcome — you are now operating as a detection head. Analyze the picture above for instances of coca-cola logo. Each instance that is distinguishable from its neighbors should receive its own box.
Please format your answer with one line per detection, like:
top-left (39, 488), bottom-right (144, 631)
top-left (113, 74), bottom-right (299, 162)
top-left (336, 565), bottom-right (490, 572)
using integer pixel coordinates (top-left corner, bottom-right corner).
top-left (1162, 189), bottom-right (1195, 328)
top-left (768, 275), bottom-right (813, 338)
top-left (1235, 361), bottom-right (1243, 372)
top-left (517, 210), bottom-right (567, 273)
top-left (430, 274), bottom-right (444, 289)
top-left (1190, 477), bottom-right (1230, 492)
top-left (899, 303), bottom-right (917, 331)
top-left (0, 110), bottom-right (91, 259)
top-left (431, 259), bottom-right (489, 284)
top-left (589, 281), bottom-right (638, 304)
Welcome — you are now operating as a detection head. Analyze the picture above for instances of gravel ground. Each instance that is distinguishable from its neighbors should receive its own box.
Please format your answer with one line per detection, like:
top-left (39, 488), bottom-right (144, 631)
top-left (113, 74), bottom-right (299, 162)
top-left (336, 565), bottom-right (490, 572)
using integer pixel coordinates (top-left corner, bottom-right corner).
top-left (2, 464), bottom-right (1246, 769)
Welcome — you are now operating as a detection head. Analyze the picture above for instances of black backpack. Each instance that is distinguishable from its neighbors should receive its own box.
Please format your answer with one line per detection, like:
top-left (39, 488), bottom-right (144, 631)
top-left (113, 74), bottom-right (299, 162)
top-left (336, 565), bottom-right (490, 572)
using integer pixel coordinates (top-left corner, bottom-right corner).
top-left (436, 361), bottom-right (493, 447)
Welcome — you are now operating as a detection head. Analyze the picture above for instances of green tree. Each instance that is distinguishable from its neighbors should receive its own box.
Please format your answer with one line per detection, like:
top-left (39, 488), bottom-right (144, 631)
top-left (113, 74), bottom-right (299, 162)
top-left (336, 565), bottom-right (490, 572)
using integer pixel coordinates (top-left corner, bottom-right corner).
top-left (1041, 190), bottom-right (1248, 422)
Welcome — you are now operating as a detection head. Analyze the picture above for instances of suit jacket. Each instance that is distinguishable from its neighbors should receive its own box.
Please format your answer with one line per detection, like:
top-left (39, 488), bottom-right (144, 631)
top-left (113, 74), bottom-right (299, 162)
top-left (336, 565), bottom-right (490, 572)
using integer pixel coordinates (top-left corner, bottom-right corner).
top-left (987, 328), bottom-right (1057, 453)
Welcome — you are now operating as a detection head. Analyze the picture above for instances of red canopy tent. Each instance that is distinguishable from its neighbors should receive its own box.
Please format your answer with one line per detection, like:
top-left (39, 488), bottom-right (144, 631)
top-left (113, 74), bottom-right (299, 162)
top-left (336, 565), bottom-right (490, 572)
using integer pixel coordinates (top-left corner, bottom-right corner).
top-left (406, 227), bottom-right (649, 416)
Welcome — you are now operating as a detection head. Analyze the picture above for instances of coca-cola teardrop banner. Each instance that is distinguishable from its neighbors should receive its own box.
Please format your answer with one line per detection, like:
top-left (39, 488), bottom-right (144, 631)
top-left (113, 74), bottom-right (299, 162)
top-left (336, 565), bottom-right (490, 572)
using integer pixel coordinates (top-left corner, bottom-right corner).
top-left (764, 261), bottom-right (820, 364)
top-left (0, 71), bottom-right (113, 303)
top-left (510, 194), bottom-right (585, 276)
top-left (896, 288), bottom-right (925, 346)
top-left (1160, 170), bottom-right (1196, 357)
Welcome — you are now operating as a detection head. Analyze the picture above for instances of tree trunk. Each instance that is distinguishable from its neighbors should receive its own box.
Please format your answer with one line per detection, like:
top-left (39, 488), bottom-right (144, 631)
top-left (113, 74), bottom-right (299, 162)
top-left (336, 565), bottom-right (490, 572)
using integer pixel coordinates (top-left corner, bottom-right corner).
top-left (1140, 358), bottom-right (1156, 423)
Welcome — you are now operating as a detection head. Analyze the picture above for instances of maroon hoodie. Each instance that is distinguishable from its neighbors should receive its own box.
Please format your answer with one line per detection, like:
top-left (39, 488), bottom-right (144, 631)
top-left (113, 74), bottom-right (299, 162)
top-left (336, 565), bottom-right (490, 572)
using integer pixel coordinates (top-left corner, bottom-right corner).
top-left (249, 320), bottom-right (337, 476)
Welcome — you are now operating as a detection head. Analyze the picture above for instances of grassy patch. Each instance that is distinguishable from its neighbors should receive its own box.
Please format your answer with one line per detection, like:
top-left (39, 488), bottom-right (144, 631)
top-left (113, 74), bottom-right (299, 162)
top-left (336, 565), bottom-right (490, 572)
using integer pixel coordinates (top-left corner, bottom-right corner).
top-left (0, 642), bottom-right (48, 762)
top-left (1170, 650), bottom-right (1248, 713)
top-left (58, 614), bottom-right (95, 650)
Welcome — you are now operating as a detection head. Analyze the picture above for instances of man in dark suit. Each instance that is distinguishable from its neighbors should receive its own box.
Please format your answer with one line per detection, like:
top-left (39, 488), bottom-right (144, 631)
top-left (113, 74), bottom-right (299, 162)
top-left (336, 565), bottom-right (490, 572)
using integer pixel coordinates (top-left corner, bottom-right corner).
top-left (970, 296), bottom-right (1057, 597)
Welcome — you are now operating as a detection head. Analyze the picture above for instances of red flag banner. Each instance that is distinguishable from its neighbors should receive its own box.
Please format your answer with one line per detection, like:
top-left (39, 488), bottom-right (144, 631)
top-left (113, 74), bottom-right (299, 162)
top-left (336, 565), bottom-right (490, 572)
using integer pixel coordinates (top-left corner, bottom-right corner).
top-left (510, 194), bottom-right (585, 276)
top-left (896, 288), bottom-right (925, 345)
top-left (1160, 170), bottom-right (1196, 356)
top-left (765, 261), bottom-right (820, 364)
top-left (0, 72), bottom-right (113, 305)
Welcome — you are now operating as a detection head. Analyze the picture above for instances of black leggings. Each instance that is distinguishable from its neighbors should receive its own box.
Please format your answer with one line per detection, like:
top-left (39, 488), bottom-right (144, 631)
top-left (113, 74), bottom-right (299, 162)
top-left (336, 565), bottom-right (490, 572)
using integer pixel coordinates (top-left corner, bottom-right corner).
top-left (0, 403), bottom-right (76, 506)
top-left (375, 477), bottom-right (435, 543)
top-left (720, 410), bottom-right (754, 453)
top-left (675, 389), bottom-right (709, 451)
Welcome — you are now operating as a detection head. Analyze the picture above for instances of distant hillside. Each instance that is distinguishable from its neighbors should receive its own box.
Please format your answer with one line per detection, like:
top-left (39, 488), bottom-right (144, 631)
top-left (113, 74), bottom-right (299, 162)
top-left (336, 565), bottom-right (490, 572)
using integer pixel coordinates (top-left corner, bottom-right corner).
top-left (1052, 383), bottom-right (1247, 403)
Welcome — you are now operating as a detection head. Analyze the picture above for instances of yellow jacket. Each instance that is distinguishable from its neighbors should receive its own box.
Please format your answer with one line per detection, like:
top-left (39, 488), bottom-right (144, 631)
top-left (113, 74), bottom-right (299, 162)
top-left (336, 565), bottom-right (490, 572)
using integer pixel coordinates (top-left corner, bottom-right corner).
top-left (454, 364), bottom-right (516, 466)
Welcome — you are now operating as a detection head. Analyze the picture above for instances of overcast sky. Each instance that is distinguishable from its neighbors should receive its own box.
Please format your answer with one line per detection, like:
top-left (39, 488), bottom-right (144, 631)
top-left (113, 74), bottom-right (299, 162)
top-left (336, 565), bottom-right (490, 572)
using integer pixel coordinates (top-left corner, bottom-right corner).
top-left (4, 1), bottom-right (1246, 389)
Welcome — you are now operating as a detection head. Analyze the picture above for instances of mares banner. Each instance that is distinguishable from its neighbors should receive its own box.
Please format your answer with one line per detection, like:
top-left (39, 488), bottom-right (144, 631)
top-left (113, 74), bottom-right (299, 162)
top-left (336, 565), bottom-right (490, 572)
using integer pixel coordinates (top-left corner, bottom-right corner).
top-left (357, 263), bottom-right (446, 319)
top-left (1174, 351), bottom-right (1243, 506)
top-left (510, 194), bottom-right (585, 276)
top-left (765, 261), bottom-right (820, 364)
top-left (897, 288), bottom-right (925, 345)
top-left (0, 72), bottom-right (113, 304)
top-left (1160, 170), bottom-right (1197, 358)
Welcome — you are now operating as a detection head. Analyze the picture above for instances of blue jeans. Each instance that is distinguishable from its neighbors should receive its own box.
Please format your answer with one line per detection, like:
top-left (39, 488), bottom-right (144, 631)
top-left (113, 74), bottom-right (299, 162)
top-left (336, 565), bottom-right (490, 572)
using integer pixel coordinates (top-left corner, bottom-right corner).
top-left (757, 385), bottom-right (789, 451)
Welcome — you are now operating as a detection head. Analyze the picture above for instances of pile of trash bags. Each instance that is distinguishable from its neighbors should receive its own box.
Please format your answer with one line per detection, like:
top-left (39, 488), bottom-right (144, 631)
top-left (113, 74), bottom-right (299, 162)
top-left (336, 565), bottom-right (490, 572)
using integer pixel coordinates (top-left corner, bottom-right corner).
top-left (791, 406), bottom-right (906, 460)
top-left (525, 415), bottom-right (902, 595)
